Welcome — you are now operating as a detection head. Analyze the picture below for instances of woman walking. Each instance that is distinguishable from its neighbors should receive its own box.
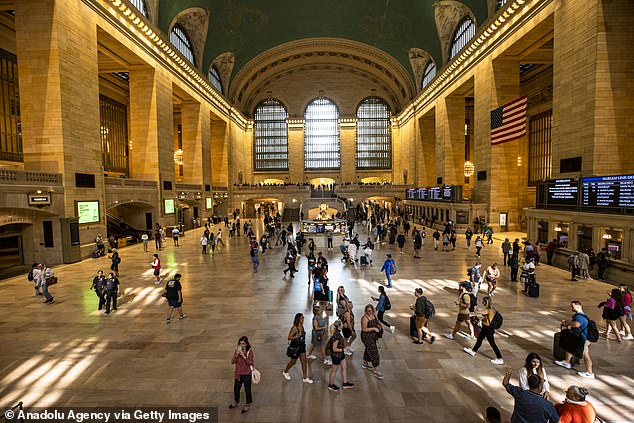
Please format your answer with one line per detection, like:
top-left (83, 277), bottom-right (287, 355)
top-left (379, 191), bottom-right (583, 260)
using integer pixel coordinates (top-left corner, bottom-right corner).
top-left (619, 285), bottom-right (633, 339)
top-left (485, 263), bottom-right (500, 297)
top-left (602, 288), bottom-right (624, 342)
top-left (372, 286), bottom-right (395, 333)
top-left (327, 320), bottom-right (354, 391)
top-left (230, 336), bottom-right (254, 414)
top-left (463, 296), bottom-right (504, 365)
top-left (360, 304), bottom-right (384, 379)
top-left (209, 232), bottom-right (217, 255)
top-left (307, 305), bottom-right (330, 365)
top-left (342, 301), bottom-right (357, 355)
top-left (307, 251), bottom-right (316, 285)
top-left (518, 352), bottom-right (550, 399)
top-left (282, 313), bottom-right (313, 383)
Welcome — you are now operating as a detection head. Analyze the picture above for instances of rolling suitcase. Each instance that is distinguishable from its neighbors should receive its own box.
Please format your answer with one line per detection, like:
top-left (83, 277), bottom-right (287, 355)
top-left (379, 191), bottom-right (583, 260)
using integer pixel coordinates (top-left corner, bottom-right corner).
top-left (360, 255), bottom-right (368, 266)
top-left (527, 282), bottom-right (540, 298)
top-left (553, 332), bottom-right (580, 365)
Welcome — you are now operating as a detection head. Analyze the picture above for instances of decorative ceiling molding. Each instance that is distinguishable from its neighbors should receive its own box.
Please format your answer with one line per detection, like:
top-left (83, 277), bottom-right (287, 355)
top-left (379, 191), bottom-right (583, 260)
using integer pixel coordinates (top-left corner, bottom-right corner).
top-left (408, 48), bottom-right (432, 92)
top-left (244, 64), bottom-right (400, 116)
top-left (169, 7), bottom-right (209, 71)
top-left (434, 0), bottom-right (477, 65)
top-left (229, 38), bottom-right (416, 114)
top-left (211, 52), bottom-right (235, 95)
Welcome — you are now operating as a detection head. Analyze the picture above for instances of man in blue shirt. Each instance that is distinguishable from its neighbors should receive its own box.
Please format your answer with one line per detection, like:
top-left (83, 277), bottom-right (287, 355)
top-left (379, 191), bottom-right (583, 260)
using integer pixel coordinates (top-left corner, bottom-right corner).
top-left (555, 301), bottom-right (595, 378)
top-left (380, 254), bottom-right (396, 288)
top-left (503, 369), bottom-right (560, 423)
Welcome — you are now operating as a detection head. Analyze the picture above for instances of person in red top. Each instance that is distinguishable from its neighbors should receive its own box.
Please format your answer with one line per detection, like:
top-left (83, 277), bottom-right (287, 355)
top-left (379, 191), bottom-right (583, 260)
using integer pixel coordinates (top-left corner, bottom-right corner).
top-left (151, 254), bottom-right (161, 285)
top-left (230, 336), bottom-right (254, 414)
top-left (555, 385), bottom-right (597, 423)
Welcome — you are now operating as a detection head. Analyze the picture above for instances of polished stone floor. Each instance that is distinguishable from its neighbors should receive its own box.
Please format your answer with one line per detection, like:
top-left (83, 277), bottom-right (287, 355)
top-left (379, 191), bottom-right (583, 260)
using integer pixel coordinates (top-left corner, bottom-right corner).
top-left (0, 221), bottom-right (632, 423)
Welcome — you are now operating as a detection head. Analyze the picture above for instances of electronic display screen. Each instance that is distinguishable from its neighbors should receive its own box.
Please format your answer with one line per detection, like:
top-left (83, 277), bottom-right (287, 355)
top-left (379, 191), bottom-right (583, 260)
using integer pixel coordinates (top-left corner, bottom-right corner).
top-left (406, 186), bottom-right (459, 202)
top-left (206, 197), bottom-right (213, 209)
top-left (77, 201), bottom-right (100, 224)
top-left (164, 199), bottom-right (175, 215)
top-left (582, 174), bottom-right (634, 208)
top-left (547, 179), bottom-right (578, 206)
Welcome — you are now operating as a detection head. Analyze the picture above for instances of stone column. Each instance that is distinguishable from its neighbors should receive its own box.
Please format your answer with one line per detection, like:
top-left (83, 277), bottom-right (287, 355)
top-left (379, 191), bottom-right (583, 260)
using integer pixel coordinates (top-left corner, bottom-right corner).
top-left (16, 0), bottom-right (105, 254)
top-left (340, 122), bottom-right (356, 183)
top-left (287, 121), bottom-right (304, 184)
top-left (210, 118), bottom-right (228, 187)
top-left (473, 58), bottom-right (521, 230)
top-left (435, 96), bottom-right (464, 186)
top-left (418, 111), bottom-right (436, 186)
top-left (181, 101), bottom-right (209, 185)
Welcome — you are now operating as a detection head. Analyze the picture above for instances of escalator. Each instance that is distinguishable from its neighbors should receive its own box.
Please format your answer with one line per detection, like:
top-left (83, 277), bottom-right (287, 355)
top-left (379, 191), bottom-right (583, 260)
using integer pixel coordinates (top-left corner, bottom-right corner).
top-left (106, 214), bottom-right (151, 245)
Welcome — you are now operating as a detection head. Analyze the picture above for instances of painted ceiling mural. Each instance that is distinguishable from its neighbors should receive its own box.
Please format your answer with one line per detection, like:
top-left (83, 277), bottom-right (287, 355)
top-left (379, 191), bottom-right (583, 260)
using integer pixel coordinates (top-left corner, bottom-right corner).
top-left (158, 0), bottom-right (489, 80)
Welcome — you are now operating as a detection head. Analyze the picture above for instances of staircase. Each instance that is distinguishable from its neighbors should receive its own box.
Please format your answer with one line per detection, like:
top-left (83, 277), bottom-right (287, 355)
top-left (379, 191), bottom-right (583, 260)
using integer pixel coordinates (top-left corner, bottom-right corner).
top-left (106, 214), bottom-right (149, 243)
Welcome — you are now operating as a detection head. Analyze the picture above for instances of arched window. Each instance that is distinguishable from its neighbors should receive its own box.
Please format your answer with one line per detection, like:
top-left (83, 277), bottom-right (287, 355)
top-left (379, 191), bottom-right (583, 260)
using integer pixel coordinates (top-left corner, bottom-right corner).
top-left (129, 0), bottom-right (149, 18)
top-left (253, 99), bottom-right (289, 171)
top-left (356, 97), bottom-right (391, 169)
top-left (450, 17), bottom-right (476, 60)
top-left (208, 66), bottom-right (222, 93)
top-left (421, 61), bottom-right (436, 89)
top-left (304, 98), bottom-right (340, 170)
top-left (170, 25), bottom-right (195, 65)
top-left (496, 0), bottom-right (509, 10)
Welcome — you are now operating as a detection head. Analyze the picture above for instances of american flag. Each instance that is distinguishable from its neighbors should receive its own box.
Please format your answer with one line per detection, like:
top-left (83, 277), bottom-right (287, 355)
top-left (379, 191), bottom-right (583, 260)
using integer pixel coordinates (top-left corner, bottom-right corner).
top-left (490, 96), bottom-right (528, 145)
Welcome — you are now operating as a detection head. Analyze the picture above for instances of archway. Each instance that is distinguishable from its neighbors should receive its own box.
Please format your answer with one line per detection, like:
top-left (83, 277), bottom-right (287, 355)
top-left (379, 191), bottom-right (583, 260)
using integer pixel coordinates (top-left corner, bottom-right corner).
top-left (260, 178), bottom-right (285, 185)
top-left (360, 177), bottom-right (386, 184)
top-left (242, 197), bottom-right (284, 219)
top-left (106, 201), bottom-right (156, 232)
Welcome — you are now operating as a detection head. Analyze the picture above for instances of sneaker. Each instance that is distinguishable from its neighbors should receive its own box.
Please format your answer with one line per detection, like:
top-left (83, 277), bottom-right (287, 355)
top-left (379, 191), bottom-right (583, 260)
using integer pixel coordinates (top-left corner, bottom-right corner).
top-left (361, 363), bottom-right (373, 370)
top-left (307, 354), bottom-right (317, 360)
top-left (491, 358), bottom-right (504, 365)
top-left (342, 382), bottom-right (355, 389)
top-left (282, 372), bottom-right (291, 380)
top-left (323, 359), bottom-right (332, 366)
top-left (463, 334), bottom-right (477, 341)
top-left (554, 360), bottom-right (572, 369)
top-left (443, 333), bottom-right (454, 340)
top-left (344, 348), bottom-right (353, 356)
top-left (623, 334), bottom-right (634, 340)
top-left (328, 384), bottom-right (340, 391)
top-left (302, 378), bottom-right (314, 384)
top-left (413, 340), bottom-right (423, 344)
top-left (429, 336), bottom-right (436, 345)
top-left (577, 371), bottom-right (595, 379)
top-left (463, 347), bottom-right (476, 356)
top-left (179, 314), bottom-right (187, 320)
top-left (166, 318), bottom-right (171, 324)
top-left (389, 326), bottom-right (395, 334)
top-left (373, 372), bottom-right (384, 379)
top-left (155, 280), bottom-right (161, 285)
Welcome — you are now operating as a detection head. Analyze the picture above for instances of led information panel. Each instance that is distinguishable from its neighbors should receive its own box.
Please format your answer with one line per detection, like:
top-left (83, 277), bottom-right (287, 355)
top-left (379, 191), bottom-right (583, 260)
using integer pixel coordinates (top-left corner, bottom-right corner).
top-left (206, 197), bottom-right (213, 209)
top-left (164, 199), bottom-right (175, 215)
top-left (405, 186), bottom-right (462, 203)
top-left (77, 201), bottom-right (100, 224)
top-left (582, 175), bottom-right (634, 208)
top-left (547, 179), bottom-right (579, 206)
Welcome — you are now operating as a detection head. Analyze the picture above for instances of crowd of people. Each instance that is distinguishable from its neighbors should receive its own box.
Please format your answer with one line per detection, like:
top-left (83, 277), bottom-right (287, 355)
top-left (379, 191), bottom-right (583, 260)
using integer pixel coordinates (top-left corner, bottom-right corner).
top-left (27, 204), bottom-right (633, 422)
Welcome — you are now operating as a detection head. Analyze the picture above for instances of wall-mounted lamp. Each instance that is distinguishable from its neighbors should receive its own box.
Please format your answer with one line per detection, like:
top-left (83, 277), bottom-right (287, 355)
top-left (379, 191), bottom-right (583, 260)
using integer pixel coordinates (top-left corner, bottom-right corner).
top-left (463, 161), bottom-right (475, 177)
top-left (602, 233), bottom-right (612, 240)
top-left (173, 149), bottom-right (184, 165)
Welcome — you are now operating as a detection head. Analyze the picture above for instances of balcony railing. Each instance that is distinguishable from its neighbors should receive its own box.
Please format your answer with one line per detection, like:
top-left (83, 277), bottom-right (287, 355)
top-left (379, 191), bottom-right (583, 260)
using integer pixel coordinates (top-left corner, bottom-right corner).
top-left (104, 177), bottom-right (157, 189)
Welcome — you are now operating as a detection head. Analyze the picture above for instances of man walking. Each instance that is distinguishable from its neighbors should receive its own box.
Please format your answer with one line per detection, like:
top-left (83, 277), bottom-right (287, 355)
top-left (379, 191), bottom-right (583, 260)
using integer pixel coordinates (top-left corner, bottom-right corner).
top-left (501, 238), bottom-right (512, 266)
top-left (164, 273), bottom-right (186, 324)
top-left (411, 288), bottom-right (436, 345)
top-left (104, 272), bottom-right (119, 314)
top-left (90, 270), bottom-right (107, 311)
top-left (172, 227), bottom-right (180, 246)
top-left (36, 263), bottom-right (55, 304)
top-left (380, 254), bottom-right (396, 288)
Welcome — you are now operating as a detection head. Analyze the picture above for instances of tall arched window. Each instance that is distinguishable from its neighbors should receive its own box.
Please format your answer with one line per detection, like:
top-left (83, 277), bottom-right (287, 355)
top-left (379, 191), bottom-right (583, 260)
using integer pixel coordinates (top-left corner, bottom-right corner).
top-left (304, 98), bottom-right (340, 170)
top-left (129, 0), bottom-right (149, 18)
top-left (421, 61), bottom-right (436, 89)
top-left (170, 25), bottom-right (195, 65)
top-left (209, 66), bottom-right (222, 93)
top-left (450, 17), bottom-right (476, 60)
top-left (356, 97), bottom-right (391, 169)
top-left (254, 99), bottom-right (289, 171)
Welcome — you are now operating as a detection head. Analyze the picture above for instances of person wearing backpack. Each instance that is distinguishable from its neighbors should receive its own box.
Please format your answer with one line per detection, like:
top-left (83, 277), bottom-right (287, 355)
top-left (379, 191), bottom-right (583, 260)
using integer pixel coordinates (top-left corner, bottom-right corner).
top-left (463, 296), bottom-right (504, 365)
top-left (28, 263), bottom-right (40, 297)
top-left (326, 320), bottom-right (354, 391)
top-left (410, 288), bottom-right (436, 345)
top-left (555, 301), bottom-right (595, 378)
top-left (110, 248), bottom-right (120, 277)
top-left (380, 254), bottom-right (396, 288)
top-left (371, 286), bottom-right (395, 333)
top-left (444, 283), bottom-right (476, 340)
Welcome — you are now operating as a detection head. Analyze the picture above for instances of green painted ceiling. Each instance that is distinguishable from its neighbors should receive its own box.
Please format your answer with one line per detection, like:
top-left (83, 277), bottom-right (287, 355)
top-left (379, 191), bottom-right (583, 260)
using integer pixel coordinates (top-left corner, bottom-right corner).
top-left (158, 0), bottom-right (489, 80)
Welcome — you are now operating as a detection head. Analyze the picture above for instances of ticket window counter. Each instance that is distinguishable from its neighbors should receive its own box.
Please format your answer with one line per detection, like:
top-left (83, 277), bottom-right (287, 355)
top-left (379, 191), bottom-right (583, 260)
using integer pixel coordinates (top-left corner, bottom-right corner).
top-left (555, 223), bottom-right (570, 248)
top-left (537, 221), bottom-right (549, 245)
top-left (577, 226), bottom-right (593, 252)
top-left (603, 228), bottom-right (623, 260)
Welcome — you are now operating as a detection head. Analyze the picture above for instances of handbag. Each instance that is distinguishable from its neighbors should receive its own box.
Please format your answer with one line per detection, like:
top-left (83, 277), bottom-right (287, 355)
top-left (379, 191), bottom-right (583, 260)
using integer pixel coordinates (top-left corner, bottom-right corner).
top-left (45, 276), bottom-right (58, 287)
top-left (286, 342), bottom-right (300, 358)
top-left (250, 366), bottom-right (261, 384)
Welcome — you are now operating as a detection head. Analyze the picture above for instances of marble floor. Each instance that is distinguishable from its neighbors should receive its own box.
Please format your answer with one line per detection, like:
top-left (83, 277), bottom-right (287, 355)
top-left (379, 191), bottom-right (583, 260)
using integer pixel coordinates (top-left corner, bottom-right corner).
top-left (0, 221), bottom-right (632, 423)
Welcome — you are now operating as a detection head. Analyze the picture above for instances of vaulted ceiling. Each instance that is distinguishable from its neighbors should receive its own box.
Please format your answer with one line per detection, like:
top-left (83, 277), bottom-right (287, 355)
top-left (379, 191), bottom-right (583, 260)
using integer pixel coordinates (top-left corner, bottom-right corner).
top-left (156, 0), bottom-right (491, 114)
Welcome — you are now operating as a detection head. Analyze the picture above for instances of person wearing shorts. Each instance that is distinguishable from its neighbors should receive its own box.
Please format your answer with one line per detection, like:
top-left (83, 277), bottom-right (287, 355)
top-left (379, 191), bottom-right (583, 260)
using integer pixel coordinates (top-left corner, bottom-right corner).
top-left (327, 320), bottom-right (354, 391)
top-left (164, 273), bottom-right (186, 324)
top-left (444, 283), bottom-right (475, 340)
top-left (151, 254), bottom-right (161, 285)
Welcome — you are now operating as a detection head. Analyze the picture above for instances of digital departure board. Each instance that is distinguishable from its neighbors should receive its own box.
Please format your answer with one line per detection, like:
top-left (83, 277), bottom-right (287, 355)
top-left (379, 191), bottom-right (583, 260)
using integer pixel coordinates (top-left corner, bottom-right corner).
top-left (405, 186), bottom-right (461, 202)
top-left (582, 174), bottom-right (634, 208)
top-left (547, 179), bottom-right (579, 206)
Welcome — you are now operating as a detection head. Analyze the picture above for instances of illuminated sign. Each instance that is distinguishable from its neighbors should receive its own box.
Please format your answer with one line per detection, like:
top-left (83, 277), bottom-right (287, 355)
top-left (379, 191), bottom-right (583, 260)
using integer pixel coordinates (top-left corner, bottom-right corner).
top-left (77, 201), bottom-right (100, 224)
top-left (28, 193), bottom-right (51, 206)
top-left (164, 199), bottom-right (175, 214)
top-left (205, 197), bottom-right (213, 209)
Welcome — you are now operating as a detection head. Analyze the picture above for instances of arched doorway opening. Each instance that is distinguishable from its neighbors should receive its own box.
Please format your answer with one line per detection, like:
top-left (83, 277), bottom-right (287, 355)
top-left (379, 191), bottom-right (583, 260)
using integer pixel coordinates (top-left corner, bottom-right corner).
top-left (0, 222), bottom-right (29, 277)
top-left (360, 176), bottom-right (386, 184)
top-left (242, 198), bottom-right (284, 219)
top-left (106, 201), bottom-right (156, 241)
top-left (309, 177), bottom-right (335, 187)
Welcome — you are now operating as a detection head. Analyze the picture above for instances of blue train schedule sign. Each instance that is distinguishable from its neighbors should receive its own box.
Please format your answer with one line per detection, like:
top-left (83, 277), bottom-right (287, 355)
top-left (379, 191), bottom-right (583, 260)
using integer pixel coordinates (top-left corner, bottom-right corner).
top-left (582, 174), bottom-right (634, 208)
